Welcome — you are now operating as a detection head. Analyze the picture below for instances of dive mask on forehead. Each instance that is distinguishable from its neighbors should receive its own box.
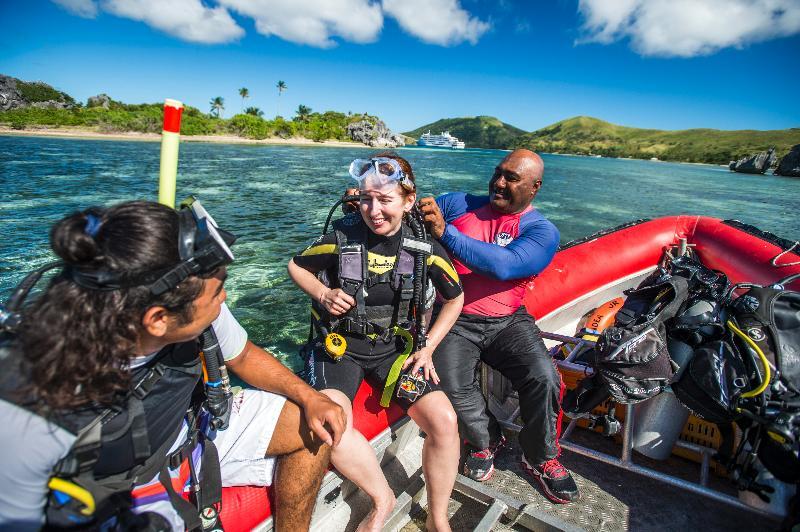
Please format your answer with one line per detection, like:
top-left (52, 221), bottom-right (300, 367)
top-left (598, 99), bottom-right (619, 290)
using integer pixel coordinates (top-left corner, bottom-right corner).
top-left (349, 157), bottom-right (414, 190)
top-left (64, 197), bottom-right (236, 295)
top-left (148, 197), bottom-right (236, 295)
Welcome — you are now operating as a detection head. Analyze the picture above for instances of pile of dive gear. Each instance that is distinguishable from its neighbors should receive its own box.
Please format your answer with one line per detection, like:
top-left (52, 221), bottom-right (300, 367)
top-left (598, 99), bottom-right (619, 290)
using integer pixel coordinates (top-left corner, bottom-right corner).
top-left (300, 196), bottom-right (434, 406)
top-left (563, 252), bottom-right (800, 507)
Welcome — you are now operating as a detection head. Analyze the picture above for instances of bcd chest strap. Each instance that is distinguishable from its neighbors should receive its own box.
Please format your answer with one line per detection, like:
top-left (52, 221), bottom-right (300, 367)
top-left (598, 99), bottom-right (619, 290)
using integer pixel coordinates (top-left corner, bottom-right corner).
top-left (321, 217), bottom-right (432, 338)
top-left (45, 341), bottom-right (223, 531)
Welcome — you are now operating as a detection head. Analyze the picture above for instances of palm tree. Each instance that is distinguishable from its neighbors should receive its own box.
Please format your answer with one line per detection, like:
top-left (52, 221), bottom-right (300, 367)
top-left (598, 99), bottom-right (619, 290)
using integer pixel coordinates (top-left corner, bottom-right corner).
top-left (245, 106), bottom-right (264, 117)
top-left (296, 104), bottom-right (311, 122)
top-left (295, 104), bottom-right (312, 135)
top-left (276, 80), bottom-right (287, 117)
top-left (239, 87), bottom-right (249, 112)
top-left (209, 96), bottom-right (225, 118)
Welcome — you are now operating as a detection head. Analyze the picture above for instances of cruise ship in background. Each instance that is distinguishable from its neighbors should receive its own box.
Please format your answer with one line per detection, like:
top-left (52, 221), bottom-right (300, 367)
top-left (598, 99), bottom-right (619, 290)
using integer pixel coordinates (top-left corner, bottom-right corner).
top-left (417, 130), bottom-right (466, 149)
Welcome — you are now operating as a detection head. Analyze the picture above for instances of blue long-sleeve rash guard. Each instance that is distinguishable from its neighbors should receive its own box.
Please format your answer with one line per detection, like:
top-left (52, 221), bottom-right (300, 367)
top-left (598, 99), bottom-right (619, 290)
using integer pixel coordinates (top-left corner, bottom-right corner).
top-left (436, 192), bottom-right (560, 281)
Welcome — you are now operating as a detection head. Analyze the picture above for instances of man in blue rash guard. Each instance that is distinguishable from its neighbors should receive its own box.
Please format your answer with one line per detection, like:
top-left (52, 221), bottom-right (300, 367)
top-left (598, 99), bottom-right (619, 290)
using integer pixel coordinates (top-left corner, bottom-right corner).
top-left (418, 148), bottom-right (579, 504)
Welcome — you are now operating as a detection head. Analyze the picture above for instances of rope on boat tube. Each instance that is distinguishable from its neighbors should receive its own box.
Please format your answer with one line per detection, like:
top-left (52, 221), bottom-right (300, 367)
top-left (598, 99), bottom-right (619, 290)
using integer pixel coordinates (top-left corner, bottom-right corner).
top-left (771, 241), bottom-right (800, 267)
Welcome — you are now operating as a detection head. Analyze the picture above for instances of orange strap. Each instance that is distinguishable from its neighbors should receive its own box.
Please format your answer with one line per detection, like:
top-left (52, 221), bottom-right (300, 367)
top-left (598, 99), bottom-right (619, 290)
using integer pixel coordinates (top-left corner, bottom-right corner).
top-left (131, 458), bottom-right (192, 499)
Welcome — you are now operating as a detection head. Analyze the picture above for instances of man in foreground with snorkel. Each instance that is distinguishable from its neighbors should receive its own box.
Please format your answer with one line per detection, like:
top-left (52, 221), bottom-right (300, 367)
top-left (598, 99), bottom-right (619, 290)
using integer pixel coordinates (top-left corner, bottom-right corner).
top-left (0, 199), bottom-right (345, 531)
top-left (418, 149), bottom-right (579, 504)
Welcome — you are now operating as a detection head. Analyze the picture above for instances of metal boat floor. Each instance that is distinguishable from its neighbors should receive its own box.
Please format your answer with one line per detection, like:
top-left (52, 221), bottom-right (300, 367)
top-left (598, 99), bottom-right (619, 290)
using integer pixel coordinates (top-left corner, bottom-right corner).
top-left (402, 429), bottom-right (778, 531)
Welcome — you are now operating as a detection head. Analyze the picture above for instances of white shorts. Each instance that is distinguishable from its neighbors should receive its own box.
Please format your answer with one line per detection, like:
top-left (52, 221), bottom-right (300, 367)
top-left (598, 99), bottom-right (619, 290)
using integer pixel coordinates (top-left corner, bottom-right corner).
top-left (212, 388), bottom-right (287, 487)
top-left (131, 389), bottom-right (287, 530)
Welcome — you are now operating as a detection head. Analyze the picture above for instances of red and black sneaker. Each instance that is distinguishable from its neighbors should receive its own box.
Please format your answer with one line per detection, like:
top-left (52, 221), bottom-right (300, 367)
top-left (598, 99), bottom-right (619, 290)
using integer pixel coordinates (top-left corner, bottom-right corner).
top-left (521, 456), bottom-right (579, 503)
top-left (463, 435), bottom-right (507, 482)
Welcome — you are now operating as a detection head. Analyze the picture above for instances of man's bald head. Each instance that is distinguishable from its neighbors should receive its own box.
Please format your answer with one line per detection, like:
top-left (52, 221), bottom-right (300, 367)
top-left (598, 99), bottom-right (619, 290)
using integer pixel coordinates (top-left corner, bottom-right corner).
top-left (489, 149), bottom-right (544, 214)
top-left (501, 149), bottom-right (544, 182)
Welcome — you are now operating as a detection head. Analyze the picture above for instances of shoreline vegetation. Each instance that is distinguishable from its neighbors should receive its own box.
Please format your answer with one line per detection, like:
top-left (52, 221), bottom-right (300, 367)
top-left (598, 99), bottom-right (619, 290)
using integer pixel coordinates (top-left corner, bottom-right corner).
top-left (0, 102), bottom-right (384, 145)
top-left (2, 75), bottom-right (798, 164)
top-left (510, 116), bottom-right (800, 166)
top-left (0, 127), bottom-right (729, 168)
top-left (0, 125), bottom-right (362, 148)
top-left (0, 75), bottom-right (400, 147)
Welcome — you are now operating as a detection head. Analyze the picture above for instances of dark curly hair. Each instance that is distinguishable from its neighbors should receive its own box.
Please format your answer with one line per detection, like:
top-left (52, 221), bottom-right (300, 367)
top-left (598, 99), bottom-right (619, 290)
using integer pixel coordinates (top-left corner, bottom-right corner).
top-left (18, 201), bottom-right (206, 410)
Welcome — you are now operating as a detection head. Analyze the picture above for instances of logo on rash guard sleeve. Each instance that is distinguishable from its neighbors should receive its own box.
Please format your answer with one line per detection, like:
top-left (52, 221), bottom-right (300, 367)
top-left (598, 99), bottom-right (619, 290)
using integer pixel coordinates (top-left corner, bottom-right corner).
top-left (495, 232), bottom-right (513, 247)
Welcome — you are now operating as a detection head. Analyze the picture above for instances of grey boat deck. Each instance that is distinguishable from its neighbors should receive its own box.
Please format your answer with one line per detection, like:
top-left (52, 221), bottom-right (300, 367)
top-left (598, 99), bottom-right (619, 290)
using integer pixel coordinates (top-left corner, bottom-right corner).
top-left (401, 428), bottom-right (779, 531)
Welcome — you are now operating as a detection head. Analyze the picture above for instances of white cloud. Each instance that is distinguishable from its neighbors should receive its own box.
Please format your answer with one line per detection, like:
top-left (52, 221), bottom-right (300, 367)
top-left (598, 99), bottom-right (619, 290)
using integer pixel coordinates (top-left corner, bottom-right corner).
top-left (101, 0), bottom-right (244, 44)
top-left (218, 0), bottom-right (384, 48)
top-left (53, 0), bottom-right (99, 18)
top-left (51, 0), bottom-right (490, 48)
top-left (383, 0), bottom-right (490, 46)
top-left (577, 0), bottom-right (800, 57)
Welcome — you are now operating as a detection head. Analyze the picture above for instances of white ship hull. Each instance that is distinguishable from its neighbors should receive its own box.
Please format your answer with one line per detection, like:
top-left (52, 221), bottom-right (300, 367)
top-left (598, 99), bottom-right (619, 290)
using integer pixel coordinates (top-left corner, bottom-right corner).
top-left (417, 130), bottom-right (466, 149)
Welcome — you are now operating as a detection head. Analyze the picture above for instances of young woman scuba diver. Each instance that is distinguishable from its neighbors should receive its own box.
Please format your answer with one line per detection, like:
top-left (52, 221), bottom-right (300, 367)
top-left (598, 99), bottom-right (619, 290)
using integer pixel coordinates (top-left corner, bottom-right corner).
top-left (0, 199), bottom-right (345, 531)
top-left (288, 154), bottom-right (464, 532)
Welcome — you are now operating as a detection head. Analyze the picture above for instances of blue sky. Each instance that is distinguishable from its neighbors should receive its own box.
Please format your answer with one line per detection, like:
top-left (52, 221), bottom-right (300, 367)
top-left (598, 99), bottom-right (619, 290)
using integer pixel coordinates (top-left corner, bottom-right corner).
top-left (1, 0), bottom-right (799, 133)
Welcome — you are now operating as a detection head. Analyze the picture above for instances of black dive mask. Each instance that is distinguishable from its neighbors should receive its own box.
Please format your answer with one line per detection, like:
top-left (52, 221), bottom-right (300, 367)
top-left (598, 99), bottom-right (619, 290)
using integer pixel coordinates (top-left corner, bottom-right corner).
top-left (1, 198), bottom-right (236, 331)
top-left (64, 197), bottom-right (236, 294)
top-left (148, 197), bottom-right (236, 295)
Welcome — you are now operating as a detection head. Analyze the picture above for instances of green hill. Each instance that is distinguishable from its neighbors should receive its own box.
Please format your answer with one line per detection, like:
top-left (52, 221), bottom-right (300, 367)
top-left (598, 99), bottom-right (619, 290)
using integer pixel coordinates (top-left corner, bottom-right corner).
top-left (511, 116), bottom-right (800, 165)
top-left (404, 116), bottom-right (525, 149)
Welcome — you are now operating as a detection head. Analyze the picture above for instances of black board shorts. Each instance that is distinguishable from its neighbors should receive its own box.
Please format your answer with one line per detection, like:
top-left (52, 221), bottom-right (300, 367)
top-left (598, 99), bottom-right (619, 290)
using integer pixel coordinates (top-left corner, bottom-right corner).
top-left (300, 339), bottom-right (441, 410)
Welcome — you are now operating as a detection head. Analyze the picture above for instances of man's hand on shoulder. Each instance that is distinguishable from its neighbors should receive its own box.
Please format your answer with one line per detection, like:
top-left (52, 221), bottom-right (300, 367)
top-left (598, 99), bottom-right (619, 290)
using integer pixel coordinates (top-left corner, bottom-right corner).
top-left (418, 196), bottom-right (446, 239)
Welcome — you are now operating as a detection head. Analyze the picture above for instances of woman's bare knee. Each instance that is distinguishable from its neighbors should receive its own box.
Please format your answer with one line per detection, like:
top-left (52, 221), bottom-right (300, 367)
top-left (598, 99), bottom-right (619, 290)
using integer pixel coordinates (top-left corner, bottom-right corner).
top-left (409, 392), bottom-right (459, 441)
top-left (321, 389), bottom-right (353, 429)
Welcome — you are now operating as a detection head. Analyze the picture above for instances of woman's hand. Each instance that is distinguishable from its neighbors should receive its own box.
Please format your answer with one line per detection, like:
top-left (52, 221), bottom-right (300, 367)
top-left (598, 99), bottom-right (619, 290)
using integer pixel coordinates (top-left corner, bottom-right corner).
top-left (402, 346), bottom-right (440, 384)
top-left (319, 288), bottom-right (355, 316)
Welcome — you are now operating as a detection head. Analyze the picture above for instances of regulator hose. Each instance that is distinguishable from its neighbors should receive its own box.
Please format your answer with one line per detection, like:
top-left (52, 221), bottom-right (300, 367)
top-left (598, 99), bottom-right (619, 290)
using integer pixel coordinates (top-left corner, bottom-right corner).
top-left (322, 195), bottom-right (360, 235)
top-left (201, 326), bottom-right (233, 430)
top-left (407, 205), bottom-right (429, 350)
top-left (1, 261), bottom-right (63, 333)
top-left (728, 319), bottom-right (771, 400)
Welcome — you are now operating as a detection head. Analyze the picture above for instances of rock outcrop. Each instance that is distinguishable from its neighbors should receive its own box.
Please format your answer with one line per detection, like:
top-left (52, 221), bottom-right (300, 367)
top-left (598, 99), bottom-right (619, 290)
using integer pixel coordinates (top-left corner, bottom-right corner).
top-left (347, 120), bottom-right (405, 148)
top-left (729, 147), bottom-right (777, 174)
top-left (0, 74), bottom-right (75, 111)
top-left (0, 75), bottom-right (23, 111)
top-left (87, 93), bottom-right (112, 109)
top-left (774, 144), bottom-right (800, 177)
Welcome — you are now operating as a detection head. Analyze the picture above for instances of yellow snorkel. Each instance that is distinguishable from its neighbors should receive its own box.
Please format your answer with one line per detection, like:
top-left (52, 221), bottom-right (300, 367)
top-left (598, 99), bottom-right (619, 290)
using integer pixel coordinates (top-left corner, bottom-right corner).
top-left (158, 99), bottom-right (184, 208)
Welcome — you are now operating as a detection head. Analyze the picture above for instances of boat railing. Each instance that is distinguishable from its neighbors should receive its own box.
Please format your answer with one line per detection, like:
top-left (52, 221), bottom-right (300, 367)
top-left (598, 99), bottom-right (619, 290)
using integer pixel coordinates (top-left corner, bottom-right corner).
top-left (481, 330), bottom-right (785, 522)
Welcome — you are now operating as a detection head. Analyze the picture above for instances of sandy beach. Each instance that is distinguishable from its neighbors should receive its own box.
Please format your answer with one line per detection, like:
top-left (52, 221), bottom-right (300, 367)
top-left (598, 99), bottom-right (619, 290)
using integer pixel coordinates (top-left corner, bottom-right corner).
top-left (0, 125), bottom-right (369, 148)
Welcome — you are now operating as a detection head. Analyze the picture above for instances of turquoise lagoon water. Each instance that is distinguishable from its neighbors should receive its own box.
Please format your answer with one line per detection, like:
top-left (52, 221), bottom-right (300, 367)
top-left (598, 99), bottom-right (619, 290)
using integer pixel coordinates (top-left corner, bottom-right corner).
top-left (2, 135), bottom-right (799, 369)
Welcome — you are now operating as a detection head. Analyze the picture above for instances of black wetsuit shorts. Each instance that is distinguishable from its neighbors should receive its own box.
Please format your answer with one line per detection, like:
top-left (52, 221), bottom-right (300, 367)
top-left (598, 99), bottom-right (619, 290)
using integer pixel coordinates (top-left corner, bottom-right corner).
top-left (300, 339), bottom-right (441, 410)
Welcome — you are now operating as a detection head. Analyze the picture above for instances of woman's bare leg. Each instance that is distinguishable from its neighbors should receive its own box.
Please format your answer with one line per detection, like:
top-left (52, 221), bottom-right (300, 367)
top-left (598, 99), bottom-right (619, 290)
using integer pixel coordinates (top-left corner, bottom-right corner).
top-left (321, 389), bottom-right (396, 532)
top-left (407, 391), bottom-right (459, 532)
